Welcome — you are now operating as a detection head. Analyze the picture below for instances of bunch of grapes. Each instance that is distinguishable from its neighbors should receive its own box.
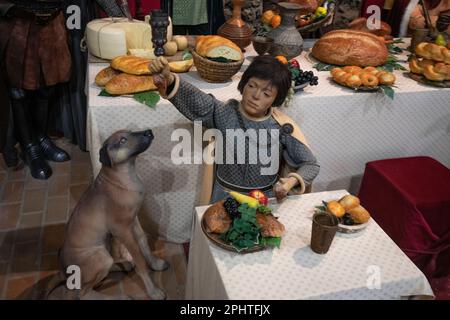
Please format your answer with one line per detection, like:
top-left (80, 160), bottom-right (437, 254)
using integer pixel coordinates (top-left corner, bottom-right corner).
top-left (224, 197), bottom-right (240, 219)
top-left (294, 70), bottom-right (319, 86)
top-left (288, 59), bottom-right (319, 87)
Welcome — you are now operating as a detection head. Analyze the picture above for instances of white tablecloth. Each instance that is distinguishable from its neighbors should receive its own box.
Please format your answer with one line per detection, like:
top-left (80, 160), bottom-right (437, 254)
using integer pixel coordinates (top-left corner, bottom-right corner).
top-left (185, 190), bottom-right (434, 300)
top-left (86, 39), bottom-right (450, 243)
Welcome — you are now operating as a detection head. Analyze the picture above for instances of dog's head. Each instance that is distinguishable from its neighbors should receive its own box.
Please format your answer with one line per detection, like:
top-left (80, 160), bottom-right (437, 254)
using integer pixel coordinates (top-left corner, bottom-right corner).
top-left (99, 129), bottom-right (154, 167)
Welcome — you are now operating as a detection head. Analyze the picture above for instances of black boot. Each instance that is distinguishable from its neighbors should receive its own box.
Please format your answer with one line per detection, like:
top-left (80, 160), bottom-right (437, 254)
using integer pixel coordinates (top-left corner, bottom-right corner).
top-left (22, 143), bottom-right (52, 180)
top-left (33, 87), bottom-right (70, 162)
top-left (38, 135), bottom-right (70, 162)
top-left (9, 88), bottom-right (52, 180)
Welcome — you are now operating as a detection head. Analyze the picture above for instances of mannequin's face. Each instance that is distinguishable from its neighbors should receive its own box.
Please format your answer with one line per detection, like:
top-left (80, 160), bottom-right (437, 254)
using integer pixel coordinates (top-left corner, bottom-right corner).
top-left (241, 77), bottom-right (278, 118)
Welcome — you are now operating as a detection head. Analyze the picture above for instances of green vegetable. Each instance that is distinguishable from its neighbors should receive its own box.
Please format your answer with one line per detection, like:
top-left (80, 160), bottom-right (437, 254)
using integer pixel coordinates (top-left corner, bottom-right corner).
top-left (182, 50), bottom-right (193, 61)
top-left (133, 91), bottom-right (160, 108)
top-left (260, 237), bottom-right (281, 248)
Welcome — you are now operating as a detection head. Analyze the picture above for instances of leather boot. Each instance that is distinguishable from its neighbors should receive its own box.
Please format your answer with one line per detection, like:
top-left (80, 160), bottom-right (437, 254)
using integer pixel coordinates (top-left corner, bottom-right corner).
top-left (38, 135), bottom-right (70, 162)
top-left (22, 143), bottom-right (52, 180)
top-left (9, 88), bottom-right (52, 180)
top-left (34, 87), bottom-right (70, 162)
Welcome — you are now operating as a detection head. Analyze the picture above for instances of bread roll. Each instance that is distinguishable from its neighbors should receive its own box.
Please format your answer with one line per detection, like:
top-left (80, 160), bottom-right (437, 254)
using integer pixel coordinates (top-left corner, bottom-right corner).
top-left (347, 205), bottom-right (371, 224)
top-left (327, 200), bottom-right (345, 218)
top-left (312, 29), bottom-right (388, 67)
top-left (105, 73), bottom-right (157, 95)
top-left (95, 67), bottom-right (122, 86)
top-left (195, 35), bottom-right (243, 61)
top-left (111, 55), bottom-right (152, 75)
top-left (338, 195), bottom-right (360, 211)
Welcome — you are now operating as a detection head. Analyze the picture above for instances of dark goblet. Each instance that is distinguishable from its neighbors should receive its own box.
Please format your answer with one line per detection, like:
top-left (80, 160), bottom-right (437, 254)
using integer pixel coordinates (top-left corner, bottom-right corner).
top-left (150, 10), bottom-right (169, 57)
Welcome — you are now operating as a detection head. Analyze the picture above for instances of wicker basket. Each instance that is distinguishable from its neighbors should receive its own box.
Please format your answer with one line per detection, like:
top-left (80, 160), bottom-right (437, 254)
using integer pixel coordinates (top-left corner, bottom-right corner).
top-left (192, 50), bottom-right (244, 83)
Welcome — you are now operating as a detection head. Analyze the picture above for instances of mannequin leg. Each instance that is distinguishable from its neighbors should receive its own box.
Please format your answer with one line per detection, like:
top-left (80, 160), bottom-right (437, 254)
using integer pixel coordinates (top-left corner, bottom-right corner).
top-left (9, 88), bottom-right (52, 180)
top-left (32, 86), bottom-right (70, 162)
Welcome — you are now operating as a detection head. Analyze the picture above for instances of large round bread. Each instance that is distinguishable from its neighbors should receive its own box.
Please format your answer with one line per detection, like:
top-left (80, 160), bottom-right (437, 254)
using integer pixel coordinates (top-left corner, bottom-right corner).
top-left (195, 35), bottom-right (243, 61)
top-left (312, 29), bottom-right (388, 67)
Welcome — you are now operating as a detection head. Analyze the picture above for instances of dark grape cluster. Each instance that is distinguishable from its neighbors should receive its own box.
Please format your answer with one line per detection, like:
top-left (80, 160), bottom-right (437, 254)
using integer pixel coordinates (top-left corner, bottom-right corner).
top-left (294, 70), bottom-right (319, 86)
top-left (341, 213), bottom-right (355, 226)
top-left (224, 197), bottom-right (240, 219)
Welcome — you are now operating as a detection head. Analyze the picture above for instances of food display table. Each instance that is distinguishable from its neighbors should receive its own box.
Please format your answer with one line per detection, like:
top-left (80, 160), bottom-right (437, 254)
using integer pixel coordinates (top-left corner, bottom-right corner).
top-left (86, 39), bottom-right (450, 243)
top-left (185, 190), bottom-right (434, 300)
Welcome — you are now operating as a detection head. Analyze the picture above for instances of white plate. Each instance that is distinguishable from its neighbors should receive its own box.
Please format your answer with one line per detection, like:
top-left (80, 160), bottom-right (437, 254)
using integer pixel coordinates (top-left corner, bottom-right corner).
top-left (338, 218), bottom-right (370, 234)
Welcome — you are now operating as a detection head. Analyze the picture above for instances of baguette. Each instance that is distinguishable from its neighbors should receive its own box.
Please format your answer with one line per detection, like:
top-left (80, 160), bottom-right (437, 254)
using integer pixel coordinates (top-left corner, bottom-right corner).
top-left (111, 55), bottom-right (152, 75)
top-left (95, 67), bottom-right (122, 86)
top-left (312, 29), bottom-right (388, 67)
top-left (195, 35), bottom-right (243, 61)
top-left (105, 73), bottom-right (157, 95)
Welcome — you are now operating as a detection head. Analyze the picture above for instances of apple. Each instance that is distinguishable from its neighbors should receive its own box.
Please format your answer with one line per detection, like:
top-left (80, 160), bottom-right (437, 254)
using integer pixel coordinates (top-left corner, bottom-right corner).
top-left (249, 189), bottom-right (268, 206)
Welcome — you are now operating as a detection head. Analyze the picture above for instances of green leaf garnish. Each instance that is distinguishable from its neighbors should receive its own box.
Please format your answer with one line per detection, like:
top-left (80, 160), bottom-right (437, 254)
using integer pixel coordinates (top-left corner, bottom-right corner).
top-left (260, 237), bottom-right (281, 248)
top-left (182, 50), bottom-right (193, 61)
top-left (133, 91), bottom-right (160, 108)
top-left (313, 62), bottom-right (337, 71)
top-left (98, 89), bottom-right (117, 97)
top-left (380, 85), bottom-right (395, 100)
top-left (257, 204), bottom-right (272, 215)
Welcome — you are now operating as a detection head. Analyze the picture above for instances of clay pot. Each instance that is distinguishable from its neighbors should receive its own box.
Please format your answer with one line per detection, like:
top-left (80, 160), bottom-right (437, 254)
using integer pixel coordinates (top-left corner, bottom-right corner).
top-left (218, 0), bottom-right (253, 50)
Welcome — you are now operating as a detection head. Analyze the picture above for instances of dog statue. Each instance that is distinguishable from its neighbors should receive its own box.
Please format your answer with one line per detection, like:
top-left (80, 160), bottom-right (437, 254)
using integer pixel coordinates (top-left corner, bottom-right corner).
top-left (46, 129), bottom-right (169, 300)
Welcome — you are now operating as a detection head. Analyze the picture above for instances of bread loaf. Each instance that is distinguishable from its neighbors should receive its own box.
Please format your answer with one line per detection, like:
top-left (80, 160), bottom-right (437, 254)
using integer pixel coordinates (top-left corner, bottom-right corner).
top-left (312, 30), bottom-right (388, 67)
top-left (111, 55), bottom-right (152, 75)
top-left (95, 67), bottom-right (122, 86)
top-left (105, 73), bottom-right (157, 95)
top-left (348, 17), bottom-right (392, 36)
top-left (195, 35), bottom-right (243, 61)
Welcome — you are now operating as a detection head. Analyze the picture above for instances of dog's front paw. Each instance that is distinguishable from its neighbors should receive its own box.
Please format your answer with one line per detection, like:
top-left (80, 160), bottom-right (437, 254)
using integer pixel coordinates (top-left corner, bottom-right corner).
top-left (148, 286), bottom-right (166, 300)
top-left (150, 258), bottom-right (170, 272)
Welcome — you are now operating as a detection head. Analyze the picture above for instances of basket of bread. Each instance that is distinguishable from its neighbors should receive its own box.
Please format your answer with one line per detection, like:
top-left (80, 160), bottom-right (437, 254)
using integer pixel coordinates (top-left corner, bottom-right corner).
top-left (202, 190), bottom-right (285, 253)
top-left (315, 195), bottom-right (371, 233)
top-left (192, 35), bottom-right (245, 83)
top-left (409, 42), bottom-right (450, 87)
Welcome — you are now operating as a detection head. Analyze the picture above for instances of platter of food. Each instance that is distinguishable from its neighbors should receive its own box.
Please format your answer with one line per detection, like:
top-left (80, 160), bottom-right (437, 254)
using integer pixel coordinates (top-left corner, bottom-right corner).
top-left (201, 191), bottom-right (285, 253)
top-left (315, 195), bottom-right (371, 234)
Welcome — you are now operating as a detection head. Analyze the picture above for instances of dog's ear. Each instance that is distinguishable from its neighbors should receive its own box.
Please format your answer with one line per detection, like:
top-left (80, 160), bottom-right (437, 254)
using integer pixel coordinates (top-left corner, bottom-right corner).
top-left (99, 145), bottom-right (112, 167)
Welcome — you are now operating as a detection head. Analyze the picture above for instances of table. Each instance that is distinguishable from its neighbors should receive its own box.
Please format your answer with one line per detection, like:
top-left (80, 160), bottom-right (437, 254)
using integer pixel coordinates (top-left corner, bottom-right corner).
top-left (87, 39), bottom-right (450, 243)
top-left (185, 190), bottom-right (434, 299)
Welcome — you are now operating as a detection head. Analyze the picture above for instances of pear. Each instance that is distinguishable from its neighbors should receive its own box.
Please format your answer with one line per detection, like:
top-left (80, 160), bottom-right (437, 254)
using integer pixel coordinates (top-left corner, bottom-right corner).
top-left (435, 34), bottom-right (447, 47)
top-left (229, 191), bottom-right (259, 208)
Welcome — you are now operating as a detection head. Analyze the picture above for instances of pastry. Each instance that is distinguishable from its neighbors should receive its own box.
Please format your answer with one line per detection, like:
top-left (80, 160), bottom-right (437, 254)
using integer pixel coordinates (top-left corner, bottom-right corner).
top-left (360, 72), bottom-right (379, 87)
top-left (338, 195), bottom-right (360, 211)
top-left (105, 73), bottom-right (157, 95)
top-left (377, 71), bottom-right (396, 85)
top-left (312, 29), bottom-right (389, 67)
top-left (423, 64), bottom-right (446, 81)
top-left (95, 67), bottom-right (122, 86)
top-left (345, 74), bottom-right (363, 87)
top-left (415, 42), bottom-right (450, 64)
top-left (343, 66), bottom-right (363, 75)
top-left (347, 205), bottom-right (371, 224)
top-left (195, 35), bottom-right (243, 61)
top-left (111, 55), bottom-right (152, 75)
top-left (327, 200), bottom-right (345, 218)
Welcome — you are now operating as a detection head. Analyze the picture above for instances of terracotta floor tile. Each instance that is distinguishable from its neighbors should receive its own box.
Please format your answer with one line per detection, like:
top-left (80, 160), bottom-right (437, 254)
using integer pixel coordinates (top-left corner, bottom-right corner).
top-left (22, 189), bottom-right (46, 214)
top-left (40, 253), bottom-right (60, 272)
top-left (0, 262), bottom-right (8, 298)
top-left (10, 241), bottom-right (40, 273)
top-left (69, 184), bottom-right (89, 211)
top-left (71, 148), bottom-right (91, 164)
top-left (48, 175), bottom-right (70, 197)
top-left (24, 176), bottom-right (48, 190)
top-left (41, 224), bottom-right (65, 254)
top-left (0, 172), bottom-right (5, 185)
top-left (0, 181), bottom-right (24, 204)
top-left (0, 231), bottom-right (15, 262)
top-left (17, 213), bottom-right (43, 243)
top-left (53, 162), bottom-right (71, 176)
top-left (0, 204), bottom-right (21, 231)
top-left (70, 164), bottom-right (93, 185)
top-left (165, 243), bottom-right (187, 286)
top-left (5, 273), bottom-right (37, 299)
top-left (45, 197), bottom-right (68, 224)
top-left (8, 167), bottom-right (26, 181)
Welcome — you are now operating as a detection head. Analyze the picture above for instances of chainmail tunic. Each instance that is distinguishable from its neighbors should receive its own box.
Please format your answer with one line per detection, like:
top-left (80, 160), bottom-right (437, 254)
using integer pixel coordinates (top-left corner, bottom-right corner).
top-left (169, 78), bottom-right (320, 192)
top-left (95, 0), bottom-right (124, 17)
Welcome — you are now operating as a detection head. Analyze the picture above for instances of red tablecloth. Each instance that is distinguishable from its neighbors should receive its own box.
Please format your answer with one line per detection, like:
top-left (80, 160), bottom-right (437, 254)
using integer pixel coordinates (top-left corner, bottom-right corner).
top-left (359, 156), bottom-right (450, 298)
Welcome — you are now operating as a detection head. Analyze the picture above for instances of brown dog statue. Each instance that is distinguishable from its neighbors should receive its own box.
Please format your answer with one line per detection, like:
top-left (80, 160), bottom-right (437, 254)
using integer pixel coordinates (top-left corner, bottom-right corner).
top-left (46, 129), bottom-right (169, 300)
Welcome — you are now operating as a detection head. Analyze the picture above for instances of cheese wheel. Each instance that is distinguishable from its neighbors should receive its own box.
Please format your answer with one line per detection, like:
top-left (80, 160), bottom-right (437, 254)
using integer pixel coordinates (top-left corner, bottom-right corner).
top-left (86, 17), bottom-right (173, 60)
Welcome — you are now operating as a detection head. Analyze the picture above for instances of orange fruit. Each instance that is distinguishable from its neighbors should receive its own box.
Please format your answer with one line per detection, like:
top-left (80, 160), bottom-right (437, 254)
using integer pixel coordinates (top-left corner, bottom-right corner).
top-left (270, 14), bottom-right (281, 28)
top-left (275, 55), bottom-right (288, 65)
top-left (261, 10), bottom-right (275, 25)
